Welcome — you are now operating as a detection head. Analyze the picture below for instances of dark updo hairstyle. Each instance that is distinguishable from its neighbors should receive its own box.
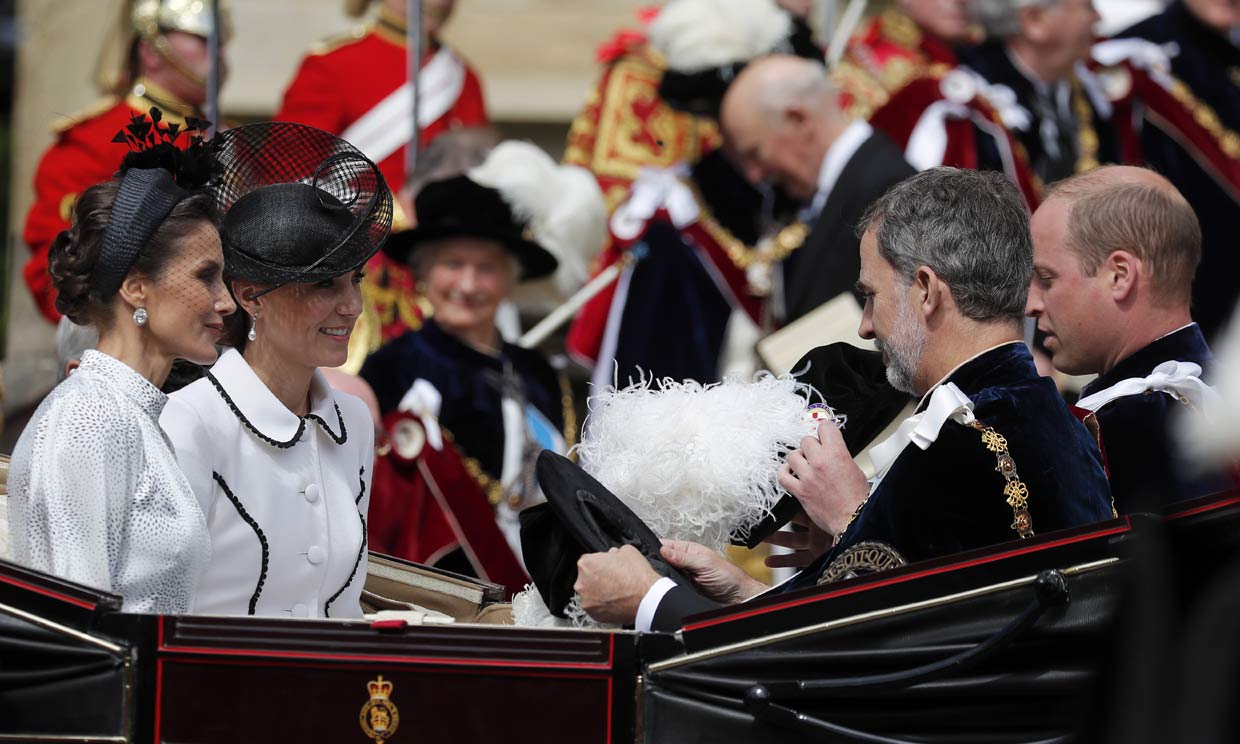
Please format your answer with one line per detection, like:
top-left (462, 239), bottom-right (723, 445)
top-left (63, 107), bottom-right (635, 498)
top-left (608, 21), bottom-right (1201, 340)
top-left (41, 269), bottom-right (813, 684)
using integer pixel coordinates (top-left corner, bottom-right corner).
top-left (48, 180), bottom-right (217, 327)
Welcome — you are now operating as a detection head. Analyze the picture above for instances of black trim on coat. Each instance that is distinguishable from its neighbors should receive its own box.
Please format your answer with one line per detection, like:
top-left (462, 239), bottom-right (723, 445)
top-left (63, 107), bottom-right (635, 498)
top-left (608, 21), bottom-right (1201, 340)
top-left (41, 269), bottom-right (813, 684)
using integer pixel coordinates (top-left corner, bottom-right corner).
top-left (325, 467), bottom-right (368, 618)
top-left (213, 471), bottom-right (269, 615)
top-left (205, 370), bottom-right (348, 449)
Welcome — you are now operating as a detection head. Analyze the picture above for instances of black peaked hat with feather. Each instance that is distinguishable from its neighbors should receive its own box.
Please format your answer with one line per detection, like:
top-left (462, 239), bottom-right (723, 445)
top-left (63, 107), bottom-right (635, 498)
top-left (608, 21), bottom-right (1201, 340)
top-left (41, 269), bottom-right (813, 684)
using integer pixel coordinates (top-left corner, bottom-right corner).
top-left (649, 0), bottom-right (823, 119)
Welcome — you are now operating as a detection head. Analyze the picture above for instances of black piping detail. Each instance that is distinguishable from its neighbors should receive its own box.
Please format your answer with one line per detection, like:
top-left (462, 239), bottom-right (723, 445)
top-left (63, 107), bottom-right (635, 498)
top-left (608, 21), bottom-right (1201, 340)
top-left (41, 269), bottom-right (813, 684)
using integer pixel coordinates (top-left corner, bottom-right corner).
top-left (213, 472), bottom-right (268, 615)
top-left (205, 370), bottom-right (347, 448)
top-left (325, 468), bottom-right (368, 618)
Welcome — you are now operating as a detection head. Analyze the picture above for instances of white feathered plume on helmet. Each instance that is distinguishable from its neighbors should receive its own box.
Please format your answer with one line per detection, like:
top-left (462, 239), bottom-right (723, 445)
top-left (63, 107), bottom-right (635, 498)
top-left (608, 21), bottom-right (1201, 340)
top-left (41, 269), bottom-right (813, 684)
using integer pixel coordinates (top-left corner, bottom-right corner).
top-left (468, 141), bottom-right (608, 306)
top-left (648, 0), bottom-right (793, 73)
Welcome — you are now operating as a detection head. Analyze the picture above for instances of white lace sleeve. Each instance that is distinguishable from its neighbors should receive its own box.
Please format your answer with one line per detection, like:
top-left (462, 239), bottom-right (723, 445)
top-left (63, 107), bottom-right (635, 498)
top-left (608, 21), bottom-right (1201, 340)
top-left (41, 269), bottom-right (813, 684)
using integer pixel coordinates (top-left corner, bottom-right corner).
top-left (15, 395), bottom-right (136, 593)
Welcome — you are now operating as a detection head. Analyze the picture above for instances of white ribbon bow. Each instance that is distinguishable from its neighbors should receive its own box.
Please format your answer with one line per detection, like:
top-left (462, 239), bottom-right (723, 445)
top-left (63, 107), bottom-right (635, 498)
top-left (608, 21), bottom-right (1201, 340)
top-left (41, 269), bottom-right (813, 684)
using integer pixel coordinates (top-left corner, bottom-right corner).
top-left (609, 165), bottom-right (700, 241)
top-left (1075, 360), bottom-right (1219, 413)
top-left (1091, 39), bottom-right (1180, 91)
top-left (397, 378), bottom-right (444, 450)
top-left (867, 383), bottom-right (977, 492)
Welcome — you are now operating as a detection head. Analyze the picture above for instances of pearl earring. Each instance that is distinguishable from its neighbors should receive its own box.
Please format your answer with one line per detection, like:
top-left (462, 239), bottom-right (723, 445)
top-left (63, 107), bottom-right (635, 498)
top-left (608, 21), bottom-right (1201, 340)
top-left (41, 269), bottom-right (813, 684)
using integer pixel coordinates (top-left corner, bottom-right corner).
top-left (247, 312), bottom-right (259, 342)
top-left (133, 307), bottom-right (148, 327)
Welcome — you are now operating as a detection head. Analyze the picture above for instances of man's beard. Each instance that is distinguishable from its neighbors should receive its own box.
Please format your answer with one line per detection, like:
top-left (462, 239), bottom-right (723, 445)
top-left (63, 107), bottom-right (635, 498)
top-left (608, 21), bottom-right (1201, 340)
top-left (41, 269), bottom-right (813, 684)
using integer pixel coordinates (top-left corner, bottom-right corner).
top-left (875, 299), bottom-right (927, 395)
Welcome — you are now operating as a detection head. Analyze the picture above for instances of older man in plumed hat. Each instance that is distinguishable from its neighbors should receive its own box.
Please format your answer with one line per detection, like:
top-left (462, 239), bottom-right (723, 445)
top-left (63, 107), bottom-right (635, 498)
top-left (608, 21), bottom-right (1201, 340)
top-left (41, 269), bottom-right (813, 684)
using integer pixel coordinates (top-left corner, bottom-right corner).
top-left (574, 168), bottom-right (1114, 631)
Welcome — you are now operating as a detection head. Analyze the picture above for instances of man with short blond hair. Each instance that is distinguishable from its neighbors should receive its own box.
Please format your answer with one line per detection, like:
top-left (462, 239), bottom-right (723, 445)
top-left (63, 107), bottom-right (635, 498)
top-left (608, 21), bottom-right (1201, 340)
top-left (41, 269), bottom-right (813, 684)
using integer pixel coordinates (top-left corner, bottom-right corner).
top-left (1026, 165), bottom-right (1224, 512)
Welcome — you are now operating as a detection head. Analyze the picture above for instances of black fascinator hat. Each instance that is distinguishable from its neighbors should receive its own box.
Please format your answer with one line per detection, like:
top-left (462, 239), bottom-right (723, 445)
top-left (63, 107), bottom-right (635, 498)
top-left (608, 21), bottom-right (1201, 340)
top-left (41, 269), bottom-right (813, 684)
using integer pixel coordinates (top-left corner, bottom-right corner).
top-left (520, 451), bottom-right (693, 619)
top-left (382, 175), bottom-right (558, 281)
top-left (210, 122), bottom-right (393, 294)
top-left (95, 109), bottom-right (217, 298)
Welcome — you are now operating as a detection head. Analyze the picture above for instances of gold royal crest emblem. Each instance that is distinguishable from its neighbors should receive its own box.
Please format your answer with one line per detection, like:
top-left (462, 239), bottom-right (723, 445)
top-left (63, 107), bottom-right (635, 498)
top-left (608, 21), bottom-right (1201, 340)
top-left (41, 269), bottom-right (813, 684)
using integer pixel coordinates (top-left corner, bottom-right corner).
top-left (359, 675), bottom-right (400, 743)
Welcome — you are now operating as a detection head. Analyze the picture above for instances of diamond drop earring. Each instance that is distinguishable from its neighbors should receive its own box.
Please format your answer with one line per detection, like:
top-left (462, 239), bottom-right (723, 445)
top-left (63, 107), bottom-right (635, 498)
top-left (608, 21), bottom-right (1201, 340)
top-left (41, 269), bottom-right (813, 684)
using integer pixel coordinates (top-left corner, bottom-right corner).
top-left (247, 312), bottom-right (259, 342)
top-left (133, 307), bottom-right (148, 327)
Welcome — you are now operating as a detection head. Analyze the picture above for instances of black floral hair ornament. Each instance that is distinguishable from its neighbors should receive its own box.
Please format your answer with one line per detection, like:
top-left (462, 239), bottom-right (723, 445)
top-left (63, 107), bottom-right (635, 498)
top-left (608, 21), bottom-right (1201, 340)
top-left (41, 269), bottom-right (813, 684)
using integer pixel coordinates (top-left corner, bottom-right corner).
top-left (95, 108), bottom-right (218, 298)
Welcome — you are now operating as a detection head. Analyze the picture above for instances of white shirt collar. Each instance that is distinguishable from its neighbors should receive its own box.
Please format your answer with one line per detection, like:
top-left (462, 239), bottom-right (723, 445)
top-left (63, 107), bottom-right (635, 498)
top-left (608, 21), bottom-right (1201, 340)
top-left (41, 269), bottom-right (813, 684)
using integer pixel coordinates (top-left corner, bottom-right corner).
top-left (206, 347), bottom-right (346, 446)
top-left (803, 119), bottom-right (873, 221)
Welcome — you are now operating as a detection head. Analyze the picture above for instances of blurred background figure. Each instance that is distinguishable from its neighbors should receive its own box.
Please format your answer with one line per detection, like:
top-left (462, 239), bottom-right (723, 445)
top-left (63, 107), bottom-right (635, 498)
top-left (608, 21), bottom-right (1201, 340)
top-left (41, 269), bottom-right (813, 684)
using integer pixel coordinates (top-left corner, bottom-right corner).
top-left (1096, 0), bottom-right (1240, 342)
top-left (839, 0), bottom-right (1042, 207)
top-left (964, 0), bottom-right (1115, 185)
top-left (21, 0), bottom-right (228, 326)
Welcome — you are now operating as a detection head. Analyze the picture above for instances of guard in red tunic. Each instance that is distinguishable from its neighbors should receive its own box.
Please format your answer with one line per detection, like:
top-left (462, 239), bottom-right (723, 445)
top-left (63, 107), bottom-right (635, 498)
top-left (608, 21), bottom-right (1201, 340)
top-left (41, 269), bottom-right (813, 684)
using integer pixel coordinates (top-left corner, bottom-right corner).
top-left (275, 0), bottom-right (488, 349)
top-left (21, 0), bottom-right (226, 324)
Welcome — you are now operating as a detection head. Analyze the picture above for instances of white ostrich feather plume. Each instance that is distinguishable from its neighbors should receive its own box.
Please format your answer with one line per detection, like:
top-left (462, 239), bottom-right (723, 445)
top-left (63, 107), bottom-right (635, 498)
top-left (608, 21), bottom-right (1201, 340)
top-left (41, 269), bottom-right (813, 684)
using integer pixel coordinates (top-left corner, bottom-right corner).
top-left (470, 142), bottom-right (607, 300)
top-left (468, 140), bottom-right (557, 225)
top-left (575, 373), bottom-right (821, 552)
top-left (648, 0), bottom-right (792, 73)
top-left (511, 584), bottom-right (618, 630)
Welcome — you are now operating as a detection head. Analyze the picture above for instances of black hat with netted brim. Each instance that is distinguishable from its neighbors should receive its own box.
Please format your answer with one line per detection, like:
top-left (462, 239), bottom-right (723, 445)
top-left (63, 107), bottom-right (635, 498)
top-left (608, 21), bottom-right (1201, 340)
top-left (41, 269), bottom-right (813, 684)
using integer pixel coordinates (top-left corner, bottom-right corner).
top-left (210, 122), bottom-right (392, 290)
top-left (382, 175), bottom-right (558, 281)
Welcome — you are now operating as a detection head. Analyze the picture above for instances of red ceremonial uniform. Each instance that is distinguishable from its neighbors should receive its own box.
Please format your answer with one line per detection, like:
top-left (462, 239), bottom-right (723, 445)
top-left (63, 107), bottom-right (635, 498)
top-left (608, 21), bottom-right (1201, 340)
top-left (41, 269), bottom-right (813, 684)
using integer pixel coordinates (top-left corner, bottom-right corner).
top-left (833, 8), bottom-right (1041, 208)
top-left (275, 10), bottom-right (487, 347)
top-left (274, 11), bottom-right (487, 193)
top-left (22, 87), bottom-right (198, 324)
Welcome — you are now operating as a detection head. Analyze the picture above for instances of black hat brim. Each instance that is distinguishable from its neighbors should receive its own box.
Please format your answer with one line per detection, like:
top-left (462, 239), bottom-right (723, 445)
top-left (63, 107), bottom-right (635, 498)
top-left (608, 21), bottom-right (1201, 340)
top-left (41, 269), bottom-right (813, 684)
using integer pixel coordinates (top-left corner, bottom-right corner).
top-left (520, 451), bottom-right (694, 619)
top-left (383, 225), bottom-right (558, 282)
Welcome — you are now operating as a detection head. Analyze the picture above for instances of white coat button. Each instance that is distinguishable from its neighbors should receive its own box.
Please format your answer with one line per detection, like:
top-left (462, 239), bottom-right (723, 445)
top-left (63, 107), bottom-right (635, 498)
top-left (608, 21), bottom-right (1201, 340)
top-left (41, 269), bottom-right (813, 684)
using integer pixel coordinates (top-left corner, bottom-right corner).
top-left (291, 603), bottom-right (309, 618)
top-left (303, 484), bottom-right (320, 503)
top-left (306, 546), bottom-right (325, 565)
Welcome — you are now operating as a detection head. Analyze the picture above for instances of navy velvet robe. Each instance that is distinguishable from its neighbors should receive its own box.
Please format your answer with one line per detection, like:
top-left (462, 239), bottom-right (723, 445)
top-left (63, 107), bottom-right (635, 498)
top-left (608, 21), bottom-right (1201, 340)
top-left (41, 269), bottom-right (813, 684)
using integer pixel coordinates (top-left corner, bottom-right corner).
top-left (652, 343), bottom-right (1115, 629)
top-left (1080, 324), bottom-right (1226, 514)
top-left (360, 318), bottom-right (564, 483)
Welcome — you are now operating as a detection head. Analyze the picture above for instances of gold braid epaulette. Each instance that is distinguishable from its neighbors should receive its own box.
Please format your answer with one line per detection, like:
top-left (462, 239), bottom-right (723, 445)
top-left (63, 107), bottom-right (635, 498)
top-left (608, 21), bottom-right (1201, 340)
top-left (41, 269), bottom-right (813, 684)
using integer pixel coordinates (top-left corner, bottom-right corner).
top-left (968, 420), bottom-right (1034, 538)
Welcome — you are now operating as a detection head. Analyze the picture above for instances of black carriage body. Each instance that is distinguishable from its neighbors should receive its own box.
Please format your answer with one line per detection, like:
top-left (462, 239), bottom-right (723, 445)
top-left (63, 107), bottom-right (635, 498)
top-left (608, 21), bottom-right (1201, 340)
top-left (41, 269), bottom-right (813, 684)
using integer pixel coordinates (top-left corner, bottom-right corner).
top-left (2, 492), bottom-right (1237, 743)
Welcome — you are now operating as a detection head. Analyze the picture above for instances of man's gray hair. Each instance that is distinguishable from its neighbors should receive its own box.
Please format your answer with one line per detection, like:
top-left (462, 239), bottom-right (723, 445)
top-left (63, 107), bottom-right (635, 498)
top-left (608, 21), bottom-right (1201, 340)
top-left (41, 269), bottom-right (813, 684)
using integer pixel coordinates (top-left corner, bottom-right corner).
top-left (56, 317), bottom-right (99, 381)
top-left (972, 0), bottom-right (1061, 39)
top-left (858, 168), bottom-right (1033, 323)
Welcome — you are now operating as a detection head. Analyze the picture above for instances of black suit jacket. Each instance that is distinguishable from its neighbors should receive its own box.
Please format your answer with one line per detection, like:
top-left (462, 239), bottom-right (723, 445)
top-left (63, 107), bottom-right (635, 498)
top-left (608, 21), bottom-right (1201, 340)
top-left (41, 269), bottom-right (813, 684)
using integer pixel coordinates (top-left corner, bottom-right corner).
top-left (781, 132), bottom-right (915, 323)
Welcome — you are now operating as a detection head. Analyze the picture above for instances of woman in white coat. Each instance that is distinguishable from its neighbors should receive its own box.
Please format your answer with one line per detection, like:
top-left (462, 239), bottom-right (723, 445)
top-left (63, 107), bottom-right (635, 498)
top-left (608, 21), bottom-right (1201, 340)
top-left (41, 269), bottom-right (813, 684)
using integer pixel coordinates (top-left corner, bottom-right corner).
top-left (160, 123), bottom-right (392, 618)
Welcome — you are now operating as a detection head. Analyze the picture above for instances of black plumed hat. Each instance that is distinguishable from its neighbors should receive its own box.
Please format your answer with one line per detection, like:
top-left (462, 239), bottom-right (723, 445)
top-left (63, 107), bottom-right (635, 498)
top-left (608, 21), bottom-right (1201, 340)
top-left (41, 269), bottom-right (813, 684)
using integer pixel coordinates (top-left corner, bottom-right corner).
top-left (382, 175), bottom-right (558, 281)
top-left (657, 16), bottom-right (823, 119)
top-left (209, 122), bottom-right (392, 291)
top-left (520, 451), bottom-right (693, 619)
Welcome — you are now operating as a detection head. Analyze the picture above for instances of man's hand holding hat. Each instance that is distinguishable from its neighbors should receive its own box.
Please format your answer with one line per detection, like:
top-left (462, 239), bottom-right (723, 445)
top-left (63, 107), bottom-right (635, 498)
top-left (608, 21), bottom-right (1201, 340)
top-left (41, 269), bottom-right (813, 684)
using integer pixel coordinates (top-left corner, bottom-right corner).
top-left (778, 420), bottom-right (870, 538)
top-left (574, 546), bottom-right (661, 626)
